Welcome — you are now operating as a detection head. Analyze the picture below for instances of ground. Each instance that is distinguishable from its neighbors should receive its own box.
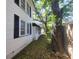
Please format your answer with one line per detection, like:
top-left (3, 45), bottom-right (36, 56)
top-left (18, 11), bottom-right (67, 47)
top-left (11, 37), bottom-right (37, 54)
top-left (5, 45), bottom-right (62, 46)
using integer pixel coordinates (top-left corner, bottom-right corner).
top-left (12, 35), bottom-right (69, 59)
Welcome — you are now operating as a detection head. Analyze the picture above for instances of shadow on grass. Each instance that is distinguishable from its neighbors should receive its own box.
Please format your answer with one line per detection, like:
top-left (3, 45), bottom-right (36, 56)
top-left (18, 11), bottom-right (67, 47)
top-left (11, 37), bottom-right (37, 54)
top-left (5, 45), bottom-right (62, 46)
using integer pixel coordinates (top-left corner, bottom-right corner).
top-left (12, 35), bottom-right (55, 59)
top-left (12, 34), bottom-right (69, 59)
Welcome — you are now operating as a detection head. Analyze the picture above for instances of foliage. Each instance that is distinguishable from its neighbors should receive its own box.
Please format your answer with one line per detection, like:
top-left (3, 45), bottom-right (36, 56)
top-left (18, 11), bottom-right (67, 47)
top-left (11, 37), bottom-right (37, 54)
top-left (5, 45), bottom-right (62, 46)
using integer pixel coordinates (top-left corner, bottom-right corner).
top-left (62, 0), bottom-right (73, 20)
top-left (33, 0), bottom-right (56, 37)
top-left (33, 0), bottom-right (73, 38)
top-left (51, 0), bottom-right (73, 23)
top-left (13, 35), bottom-right (69, 59)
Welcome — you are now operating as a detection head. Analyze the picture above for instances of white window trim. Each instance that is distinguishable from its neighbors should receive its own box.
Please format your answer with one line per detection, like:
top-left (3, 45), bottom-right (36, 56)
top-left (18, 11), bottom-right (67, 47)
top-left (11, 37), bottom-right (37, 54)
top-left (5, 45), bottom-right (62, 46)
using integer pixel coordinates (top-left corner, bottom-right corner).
top-left (27, 2), bottom-right (31, 17)
top-left (21, 20), bottom-right (25, 35)
top-left (19, 20), bottom-right (26, 37)
top-left (27, 22), bottom-right (32, 35)
top-left (19, 0), bottom-right (25, 11)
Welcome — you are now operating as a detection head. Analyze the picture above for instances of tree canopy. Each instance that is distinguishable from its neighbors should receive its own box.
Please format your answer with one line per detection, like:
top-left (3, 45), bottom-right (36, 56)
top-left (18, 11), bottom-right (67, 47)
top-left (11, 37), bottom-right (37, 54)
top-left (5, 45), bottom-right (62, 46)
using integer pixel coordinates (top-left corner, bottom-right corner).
top-left (33, 0), bottom-right (73, 37)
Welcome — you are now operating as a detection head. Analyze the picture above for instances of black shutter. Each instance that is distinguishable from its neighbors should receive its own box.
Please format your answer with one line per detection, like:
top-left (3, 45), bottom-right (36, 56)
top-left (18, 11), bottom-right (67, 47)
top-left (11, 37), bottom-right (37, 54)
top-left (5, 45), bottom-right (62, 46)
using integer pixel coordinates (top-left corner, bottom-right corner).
top-left (14, 14), bottom-right (19, 39)
top-left (27, 3), bottom-right (29, 16)
top-left (30, 23), bottom-right (31, 34)
top-left (15, 0), bottom-right (19, 6)
top-left (30, 7), bottom-right (31, 17)
top-left (27, 23), bottom-right (29, 34)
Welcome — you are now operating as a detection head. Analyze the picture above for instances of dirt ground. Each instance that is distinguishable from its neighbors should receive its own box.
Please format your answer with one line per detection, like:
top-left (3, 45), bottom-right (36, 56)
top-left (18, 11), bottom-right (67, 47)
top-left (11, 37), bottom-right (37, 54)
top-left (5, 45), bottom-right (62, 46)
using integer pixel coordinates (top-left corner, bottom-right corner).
top-left (12, 35), bottom-right (69, 59)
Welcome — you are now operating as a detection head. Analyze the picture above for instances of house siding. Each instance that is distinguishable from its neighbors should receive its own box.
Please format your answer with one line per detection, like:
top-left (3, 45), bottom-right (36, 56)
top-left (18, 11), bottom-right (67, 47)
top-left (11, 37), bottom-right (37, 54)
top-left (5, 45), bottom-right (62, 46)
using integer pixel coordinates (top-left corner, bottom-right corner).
top-left (6, 0), bottom-right (35, 59)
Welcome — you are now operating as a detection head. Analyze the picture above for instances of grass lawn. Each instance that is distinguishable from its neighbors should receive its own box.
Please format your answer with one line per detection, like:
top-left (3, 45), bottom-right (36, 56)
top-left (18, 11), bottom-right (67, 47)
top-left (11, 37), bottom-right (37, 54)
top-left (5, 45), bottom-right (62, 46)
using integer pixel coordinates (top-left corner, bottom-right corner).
top-left (12, 35), bottom-right (68, 59)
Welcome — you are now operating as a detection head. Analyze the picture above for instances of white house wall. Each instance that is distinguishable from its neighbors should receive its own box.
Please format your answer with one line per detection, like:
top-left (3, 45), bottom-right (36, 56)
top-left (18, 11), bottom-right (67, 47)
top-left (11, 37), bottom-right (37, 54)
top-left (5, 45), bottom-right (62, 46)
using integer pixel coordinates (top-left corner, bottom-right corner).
top-left (33, 26), bottom-right (41, 40)
top-left (6, 0), bottom-right (35, 59)
top-left (26, 0), bottom-right (35, 18)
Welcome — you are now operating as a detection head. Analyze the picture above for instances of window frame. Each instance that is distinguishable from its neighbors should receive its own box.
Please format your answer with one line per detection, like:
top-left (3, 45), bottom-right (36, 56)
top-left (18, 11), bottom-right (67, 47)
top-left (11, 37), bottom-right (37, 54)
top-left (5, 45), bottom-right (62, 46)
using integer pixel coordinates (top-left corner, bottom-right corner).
top-left (21, 0), bottom-right (25, 10)
top-left (27, 23), bottom-right (32, 35)
top-left (21, 20), bottom-right (25, 35)
top-left (27, 3), bottom-right (31, 17)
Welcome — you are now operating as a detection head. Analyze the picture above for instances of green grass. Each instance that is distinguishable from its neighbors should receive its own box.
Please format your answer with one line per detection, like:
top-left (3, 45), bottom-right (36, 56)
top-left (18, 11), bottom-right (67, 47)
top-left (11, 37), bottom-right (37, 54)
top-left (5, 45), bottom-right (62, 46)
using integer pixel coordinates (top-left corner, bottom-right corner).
top-left (12, 35), bottom-right (54, 59)
top-left (12, 35), bottom-right (69, 59)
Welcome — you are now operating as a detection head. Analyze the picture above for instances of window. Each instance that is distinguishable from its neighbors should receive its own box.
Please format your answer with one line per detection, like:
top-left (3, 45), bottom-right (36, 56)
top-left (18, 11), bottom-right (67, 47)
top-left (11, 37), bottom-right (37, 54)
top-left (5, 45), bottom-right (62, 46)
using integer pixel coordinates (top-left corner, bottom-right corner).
top-left (21, 0), bottom-right (25, 10)
top-left (14, 14), bottom-right (19, 38)
top-left (15, 0), bottom-right (19, 6)
top-left (27, 3), bottom-right (31, 17)
top-left (27, 23), bottom-right (32, 35)
top-left (21, 20), bottom-right (25, 35)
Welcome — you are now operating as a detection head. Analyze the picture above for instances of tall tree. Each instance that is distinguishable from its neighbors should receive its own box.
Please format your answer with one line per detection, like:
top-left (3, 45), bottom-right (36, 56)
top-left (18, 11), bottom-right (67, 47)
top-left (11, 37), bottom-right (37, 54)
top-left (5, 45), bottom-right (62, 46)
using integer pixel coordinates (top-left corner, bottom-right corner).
top-left (33, 0), bottom-right (73, 37)
top-left (33, 0), bottom-right (56, 36)
top-left (51, 0), bottom-right (73, 23)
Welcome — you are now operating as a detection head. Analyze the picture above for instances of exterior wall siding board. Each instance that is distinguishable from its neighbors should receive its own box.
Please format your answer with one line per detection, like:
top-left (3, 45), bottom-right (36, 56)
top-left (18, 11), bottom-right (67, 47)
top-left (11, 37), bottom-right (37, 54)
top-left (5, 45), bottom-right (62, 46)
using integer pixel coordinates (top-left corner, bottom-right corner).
top-left (6, 0), bottom-right (36, 59)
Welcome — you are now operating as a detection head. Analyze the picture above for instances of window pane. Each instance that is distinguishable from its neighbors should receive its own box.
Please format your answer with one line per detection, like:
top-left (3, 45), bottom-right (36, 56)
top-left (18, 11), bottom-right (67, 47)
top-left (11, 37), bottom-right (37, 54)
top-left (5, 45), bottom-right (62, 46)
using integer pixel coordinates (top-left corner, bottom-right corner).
top-left (27, 3), bottom-right (31, 17)
top-left (21, 0), bottom-right (25, 10)
top-left (21, 20), bottom-right (25, 35)
top-left (27, 23), bottom-right (32, 35)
